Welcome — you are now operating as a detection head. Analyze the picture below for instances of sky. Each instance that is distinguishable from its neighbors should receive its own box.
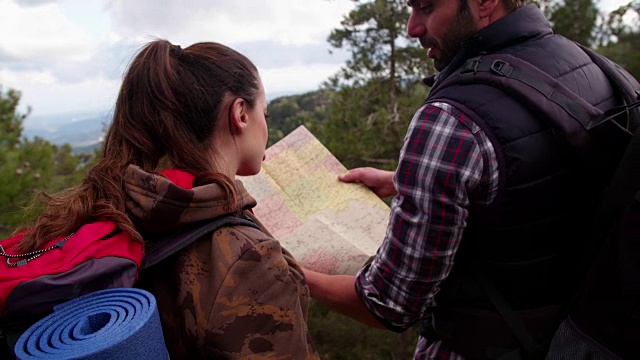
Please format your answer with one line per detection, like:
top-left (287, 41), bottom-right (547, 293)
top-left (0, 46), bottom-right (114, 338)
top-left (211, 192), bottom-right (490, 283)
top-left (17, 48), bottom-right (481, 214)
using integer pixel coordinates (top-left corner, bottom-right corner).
top-left (0, 0), bottom-right (357, 119)
top-left (0, 0), bottom-right (633, 120)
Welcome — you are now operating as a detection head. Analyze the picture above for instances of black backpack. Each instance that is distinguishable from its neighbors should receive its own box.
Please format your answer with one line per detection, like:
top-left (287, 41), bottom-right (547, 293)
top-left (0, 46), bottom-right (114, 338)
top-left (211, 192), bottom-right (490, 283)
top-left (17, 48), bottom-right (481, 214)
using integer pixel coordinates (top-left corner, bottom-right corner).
top-left (429, 45), bottom-right (640, 359)
top-left (546, 121), bottom-right (640, 359)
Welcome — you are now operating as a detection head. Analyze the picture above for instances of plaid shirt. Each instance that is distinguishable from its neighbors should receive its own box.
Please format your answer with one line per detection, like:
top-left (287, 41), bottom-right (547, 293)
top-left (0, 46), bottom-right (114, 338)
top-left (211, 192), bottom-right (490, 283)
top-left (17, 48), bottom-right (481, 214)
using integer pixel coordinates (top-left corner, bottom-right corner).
top-left (355, 102), bottom-right (500, 359)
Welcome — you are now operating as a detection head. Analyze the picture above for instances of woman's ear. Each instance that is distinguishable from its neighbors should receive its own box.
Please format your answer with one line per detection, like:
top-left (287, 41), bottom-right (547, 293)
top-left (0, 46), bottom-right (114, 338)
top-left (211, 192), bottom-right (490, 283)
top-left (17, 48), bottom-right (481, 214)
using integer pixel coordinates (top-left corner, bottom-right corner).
top-left (229, 97), bottom-right (248, 135)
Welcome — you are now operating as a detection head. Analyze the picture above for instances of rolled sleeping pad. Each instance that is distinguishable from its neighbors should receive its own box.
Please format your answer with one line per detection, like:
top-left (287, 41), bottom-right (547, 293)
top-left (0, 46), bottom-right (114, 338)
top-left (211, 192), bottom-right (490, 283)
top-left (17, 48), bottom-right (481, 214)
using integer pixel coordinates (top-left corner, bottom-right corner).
top-left (14, 288), bottom-right (168, 360)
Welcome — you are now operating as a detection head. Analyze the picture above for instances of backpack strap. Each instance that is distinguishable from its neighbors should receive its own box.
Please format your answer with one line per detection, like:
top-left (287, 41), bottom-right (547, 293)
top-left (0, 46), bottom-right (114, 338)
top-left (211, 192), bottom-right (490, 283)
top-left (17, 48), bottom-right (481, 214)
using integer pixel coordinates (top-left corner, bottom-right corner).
top-left (431, 53), bottom-right (638, 161)
top-left (458, 56), bottom-right (598, 129)
top-left (576, 43), bottom-right (640, 133)
top-left (432, 54), bottom-right (596, 158)
top-left (141, 214), bottom-right (261, 270)
top-left (471, 262), bottom-right (539, 359)
top-left (575, 46), bottom-right (640, 275)
top-left (444, 50), bottom-right (639, 271)
top-left (595, 108), bottom-right (640, 221)
top-left (577, 43), bottom-right (640, 113)
top-left (579, 112), bottom-right (640, 273)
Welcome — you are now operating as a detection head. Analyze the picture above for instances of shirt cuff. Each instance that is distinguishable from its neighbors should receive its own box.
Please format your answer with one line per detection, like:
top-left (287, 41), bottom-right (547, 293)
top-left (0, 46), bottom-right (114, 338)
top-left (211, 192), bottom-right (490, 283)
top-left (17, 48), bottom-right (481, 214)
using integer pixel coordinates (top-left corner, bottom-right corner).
top-left (354, 264), bottom-right (415, 333)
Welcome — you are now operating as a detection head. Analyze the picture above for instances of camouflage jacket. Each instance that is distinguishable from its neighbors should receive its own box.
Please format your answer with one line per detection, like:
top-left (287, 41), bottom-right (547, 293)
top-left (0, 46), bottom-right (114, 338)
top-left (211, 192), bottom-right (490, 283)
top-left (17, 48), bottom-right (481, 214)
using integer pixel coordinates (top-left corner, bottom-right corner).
top-left (124, 165), bottom-right (319, 359)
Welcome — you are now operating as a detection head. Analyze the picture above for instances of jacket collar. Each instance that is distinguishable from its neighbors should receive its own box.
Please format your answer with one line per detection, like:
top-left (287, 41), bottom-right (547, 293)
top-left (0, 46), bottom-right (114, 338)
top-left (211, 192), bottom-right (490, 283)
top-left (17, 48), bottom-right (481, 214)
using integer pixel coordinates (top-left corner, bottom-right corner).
top-left (426, 5), bottom-right (552, 88)
top-left (124, 165), bottom-right (257, 234)
top-left (469, 4), bottom-right (552, 55)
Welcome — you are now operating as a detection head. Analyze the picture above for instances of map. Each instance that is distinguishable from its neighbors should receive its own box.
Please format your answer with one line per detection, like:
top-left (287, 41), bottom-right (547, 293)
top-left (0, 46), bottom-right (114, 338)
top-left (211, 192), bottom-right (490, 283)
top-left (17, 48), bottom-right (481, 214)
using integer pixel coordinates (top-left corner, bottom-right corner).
top-left (238, 126), bottom-right (391, 275)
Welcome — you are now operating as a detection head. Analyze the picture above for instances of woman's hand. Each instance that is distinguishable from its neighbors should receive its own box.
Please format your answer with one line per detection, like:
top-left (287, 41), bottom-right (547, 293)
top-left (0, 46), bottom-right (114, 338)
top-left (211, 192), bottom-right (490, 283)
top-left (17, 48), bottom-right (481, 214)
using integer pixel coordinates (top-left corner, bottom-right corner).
top-left (302, 267), bottom-right (384, 329)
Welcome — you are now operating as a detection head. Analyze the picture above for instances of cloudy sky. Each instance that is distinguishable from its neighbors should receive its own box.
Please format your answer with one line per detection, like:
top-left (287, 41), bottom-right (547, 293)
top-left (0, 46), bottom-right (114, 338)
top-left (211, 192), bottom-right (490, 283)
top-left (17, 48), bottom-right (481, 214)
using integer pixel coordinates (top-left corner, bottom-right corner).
top-left (0, 0), bottom-right (357, 119)
top-left (0, 0), bottom-right (632, 120)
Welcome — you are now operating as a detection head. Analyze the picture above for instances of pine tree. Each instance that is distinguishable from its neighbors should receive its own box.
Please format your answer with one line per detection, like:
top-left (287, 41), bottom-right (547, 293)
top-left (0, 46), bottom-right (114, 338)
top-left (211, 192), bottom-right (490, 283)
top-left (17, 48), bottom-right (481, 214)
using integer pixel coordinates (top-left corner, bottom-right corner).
top-left (318, 0), bottom-right (431, 170)
top-left (550, 0), bottom-right (599, 45)
top-left (0, 86), bottom-right (88, 237)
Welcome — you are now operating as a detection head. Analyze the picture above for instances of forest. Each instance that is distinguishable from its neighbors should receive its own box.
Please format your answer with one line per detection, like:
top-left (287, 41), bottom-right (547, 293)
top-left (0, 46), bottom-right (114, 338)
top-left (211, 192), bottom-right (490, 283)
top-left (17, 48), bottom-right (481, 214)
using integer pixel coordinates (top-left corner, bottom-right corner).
top-left (1, 1), bottom-right (639, 358)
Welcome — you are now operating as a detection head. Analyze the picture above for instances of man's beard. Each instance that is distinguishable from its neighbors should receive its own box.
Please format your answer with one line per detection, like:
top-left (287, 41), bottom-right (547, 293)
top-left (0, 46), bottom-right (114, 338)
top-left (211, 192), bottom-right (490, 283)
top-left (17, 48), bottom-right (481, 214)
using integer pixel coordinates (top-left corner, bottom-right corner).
top-left (434, 6), bottom-right (478, 71)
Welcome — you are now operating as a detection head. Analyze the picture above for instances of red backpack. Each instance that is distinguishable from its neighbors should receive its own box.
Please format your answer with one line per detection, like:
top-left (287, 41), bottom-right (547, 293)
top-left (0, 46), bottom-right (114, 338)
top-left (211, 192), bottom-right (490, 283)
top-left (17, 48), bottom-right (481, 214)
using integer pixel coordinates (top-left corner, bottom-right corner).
top-left (0, 221), bottom-right (143, 354)
top-left (0, 213), bottom-right (260, 359)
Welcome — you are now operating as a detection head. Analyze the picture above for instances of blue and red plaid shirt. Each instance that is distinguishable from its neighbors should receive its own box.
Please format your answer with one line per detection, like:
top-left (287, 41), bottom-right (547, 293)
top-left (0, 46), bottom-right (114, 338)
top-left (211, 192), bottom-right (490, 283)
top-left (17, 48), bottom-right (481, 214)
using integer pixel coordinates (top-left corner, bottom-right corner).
top-left (355, 102), bottom-right (500, 359)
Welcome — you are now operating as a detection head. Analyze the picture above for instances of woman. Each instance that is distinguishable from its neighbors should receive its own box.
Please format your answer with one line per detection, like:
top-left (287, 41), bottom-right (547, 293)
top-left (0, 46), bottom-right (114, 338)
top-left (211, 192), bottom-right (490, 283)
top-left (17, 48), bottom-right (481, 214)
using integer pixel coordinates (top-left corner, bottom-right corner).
top-left (15, 40), bottom-right (318, 359)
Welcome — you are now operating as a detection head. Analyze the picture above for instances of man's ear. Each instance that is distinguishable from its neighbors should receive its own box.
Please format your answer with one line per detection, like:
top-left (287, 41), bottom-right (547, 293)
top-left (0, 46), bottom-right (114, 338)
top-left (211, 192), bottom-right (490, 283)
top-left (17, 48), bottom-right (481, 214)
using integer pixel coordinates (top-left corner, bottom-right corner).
top-left (477, 0), bottom-right (502, 20)
top-left (228, 97), bottom-right (248, 135)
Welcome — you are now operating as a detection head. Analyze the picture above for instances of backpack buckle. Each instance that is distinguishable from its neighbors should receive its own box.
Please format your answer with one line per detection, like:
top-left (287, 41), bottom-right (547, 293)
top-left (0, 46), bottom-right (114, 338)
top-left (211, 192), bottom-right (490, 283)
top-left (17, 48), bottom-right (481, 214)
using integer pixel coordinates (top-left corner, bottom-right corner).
top-left (490, 60), bottom-right (513, 77)
top-left (462, 57), bottom-right (482, 74)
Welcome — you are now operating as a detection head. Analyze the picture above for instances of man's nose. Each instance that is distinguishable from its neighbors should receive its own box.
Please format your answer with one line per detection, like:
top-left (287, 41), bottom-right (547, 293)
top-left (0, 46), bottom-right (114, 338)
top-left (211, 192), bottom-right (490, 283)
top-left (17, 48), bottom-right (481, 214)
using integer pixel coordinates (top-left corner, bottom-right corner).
top-left (407, 10), bottom-right (426, 38)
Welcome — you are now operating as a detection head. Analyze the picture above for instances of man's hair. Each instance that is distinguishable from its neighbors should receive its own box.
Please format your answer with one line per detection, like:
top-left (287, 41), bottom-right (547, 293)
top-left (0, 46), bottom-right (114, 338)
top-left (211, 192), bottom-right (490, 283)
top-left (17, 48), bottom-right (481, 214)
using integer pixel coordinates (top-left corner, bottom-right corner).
top-left (458, 0), bottom-right (526, 12)
top-left (503, 0), bottom-right (527, 11)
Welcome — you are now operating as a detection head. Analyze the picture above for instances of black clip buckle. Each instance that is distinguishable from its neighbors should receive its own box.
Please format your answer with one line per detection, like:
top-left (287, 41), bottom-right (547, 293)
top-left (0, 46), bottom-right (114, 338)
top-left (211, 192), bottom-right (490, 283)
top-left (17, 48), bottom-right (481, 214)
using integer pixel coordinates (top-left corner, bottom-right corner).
top-left (462, 57), bottom-right (482, 74)
top-left (490, 60), bottom-right (513, 77)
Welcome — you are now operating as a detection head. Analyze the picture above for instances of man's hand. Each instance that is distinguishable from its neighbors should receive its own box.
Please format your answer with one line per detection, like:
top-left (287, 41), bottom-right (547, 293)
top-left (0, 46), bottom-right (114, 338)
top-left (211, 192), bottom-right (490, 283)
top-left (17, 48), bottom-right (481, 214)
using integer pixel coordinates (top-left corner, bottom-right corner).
top-left (339, 167), bottom-right (397, 198)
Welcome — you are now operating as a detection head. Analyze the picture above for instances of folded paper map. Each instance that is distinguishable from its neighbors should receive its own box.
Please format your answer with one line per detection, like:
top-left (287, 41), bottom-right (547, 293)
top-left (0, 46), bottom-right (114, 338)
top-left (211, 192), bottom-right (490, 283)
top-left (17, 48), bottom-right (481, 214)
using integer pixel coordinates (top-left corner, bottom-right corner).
top-left (238, 126), bottom-right (390, 275)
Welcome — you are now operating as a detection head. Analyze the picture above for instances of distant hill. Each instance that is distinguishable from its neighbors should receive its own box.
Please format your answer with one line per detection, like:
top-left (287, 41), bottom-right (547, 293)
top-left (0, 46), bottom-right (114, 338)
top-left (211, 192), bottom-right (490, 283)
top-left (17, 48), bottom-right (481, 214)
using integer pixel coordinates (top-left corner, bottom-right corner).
top-left (23, 110), bottom-right (111, 153)
top-left (20, 89), bottom-right (330, 154)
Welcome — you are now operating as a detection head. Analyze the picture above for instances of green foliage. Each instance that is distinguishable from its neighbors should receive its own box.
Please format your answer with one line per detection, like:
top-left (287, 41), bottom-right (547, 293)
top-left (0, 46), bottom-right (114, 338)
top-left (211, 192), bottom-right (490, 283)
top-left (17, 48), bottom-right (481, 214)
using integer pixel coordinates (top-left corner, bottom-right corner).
top-left (327, 0), bottom-right (433, 92)
top-left (599, 32), bottom-right (640, 80)
top-left (595, 1), bottom-right (640, 79)
top-left (267, 90), bottom-right (331, 146)
top-left (310, 0), bottom-right (434, 171)
top-left (0, 86), bottom-right (26, 150)
top-left (313, 80), bottom-right (427, 171)
top-left (532, 0), bottom-right (639, 49)
top-left (0, 86), bottom-right (91, 238)
top-left (549, 0), bottom-right (599, 45)
top-left (308, 301), bottom-right (419, 359)
top-left (595, 0), bottom-right (639, 46)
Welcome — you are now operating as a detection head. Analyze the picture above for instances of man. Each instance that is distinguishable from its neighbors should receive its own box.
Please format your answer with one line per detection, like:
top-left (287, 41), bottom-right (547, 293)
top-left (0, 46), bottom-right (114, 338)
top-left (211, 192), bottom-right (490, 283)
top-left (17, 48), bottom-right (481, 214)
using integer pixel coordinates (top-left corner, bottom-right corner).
top-left (304, 0), bottom-right (636, 358)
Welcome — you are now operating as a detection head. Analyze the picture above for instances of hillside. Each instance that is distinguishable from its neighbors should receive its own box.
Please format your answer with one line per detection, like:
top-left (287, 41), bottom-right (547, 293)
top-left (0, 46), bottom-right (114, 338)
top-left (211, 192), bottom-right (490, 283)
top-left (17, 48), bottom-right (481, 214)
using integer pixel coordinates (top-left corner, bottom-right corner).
top-left (23, 111), bottom-right (111, 153)
top-left (20, 91), bottom-right (330, 153)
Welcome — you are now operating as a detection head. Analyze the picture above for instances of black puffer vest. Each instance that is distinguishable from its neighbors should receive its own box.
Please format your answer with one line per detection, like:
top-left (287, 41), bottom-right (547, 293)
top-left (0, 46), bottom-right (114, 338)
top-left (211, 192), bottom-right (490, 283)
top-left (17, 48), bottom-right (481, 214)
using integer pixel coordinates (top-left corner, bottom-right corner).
top-left (422, 5), bottom-right (621, 358)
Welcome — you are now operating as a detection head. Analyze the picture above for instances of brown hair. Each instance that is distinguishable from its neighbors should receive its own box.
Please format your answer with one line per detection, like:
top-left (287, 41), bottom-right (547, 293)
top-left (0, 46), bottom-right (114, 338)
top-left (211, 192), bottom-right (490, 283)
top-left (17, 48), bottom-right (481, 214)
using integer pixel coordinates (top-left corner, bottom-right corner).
top-left (458, 0), bottom-right (527, 12)
top-left (17, 39), bottom-right (261, 252)
top-left (503, 0), bottom-right (527, 11)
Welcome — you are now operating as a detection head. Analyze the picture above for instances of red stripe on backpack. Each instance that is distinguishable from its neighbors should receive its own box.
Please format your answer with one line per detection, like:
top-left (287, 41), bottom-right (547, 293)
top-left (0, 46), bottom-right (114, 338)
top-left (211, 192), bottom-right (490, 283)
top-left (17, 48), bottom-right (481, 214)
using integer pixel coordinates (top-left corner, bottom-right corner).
top-left (0, 221), bottom-right (143, 318)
